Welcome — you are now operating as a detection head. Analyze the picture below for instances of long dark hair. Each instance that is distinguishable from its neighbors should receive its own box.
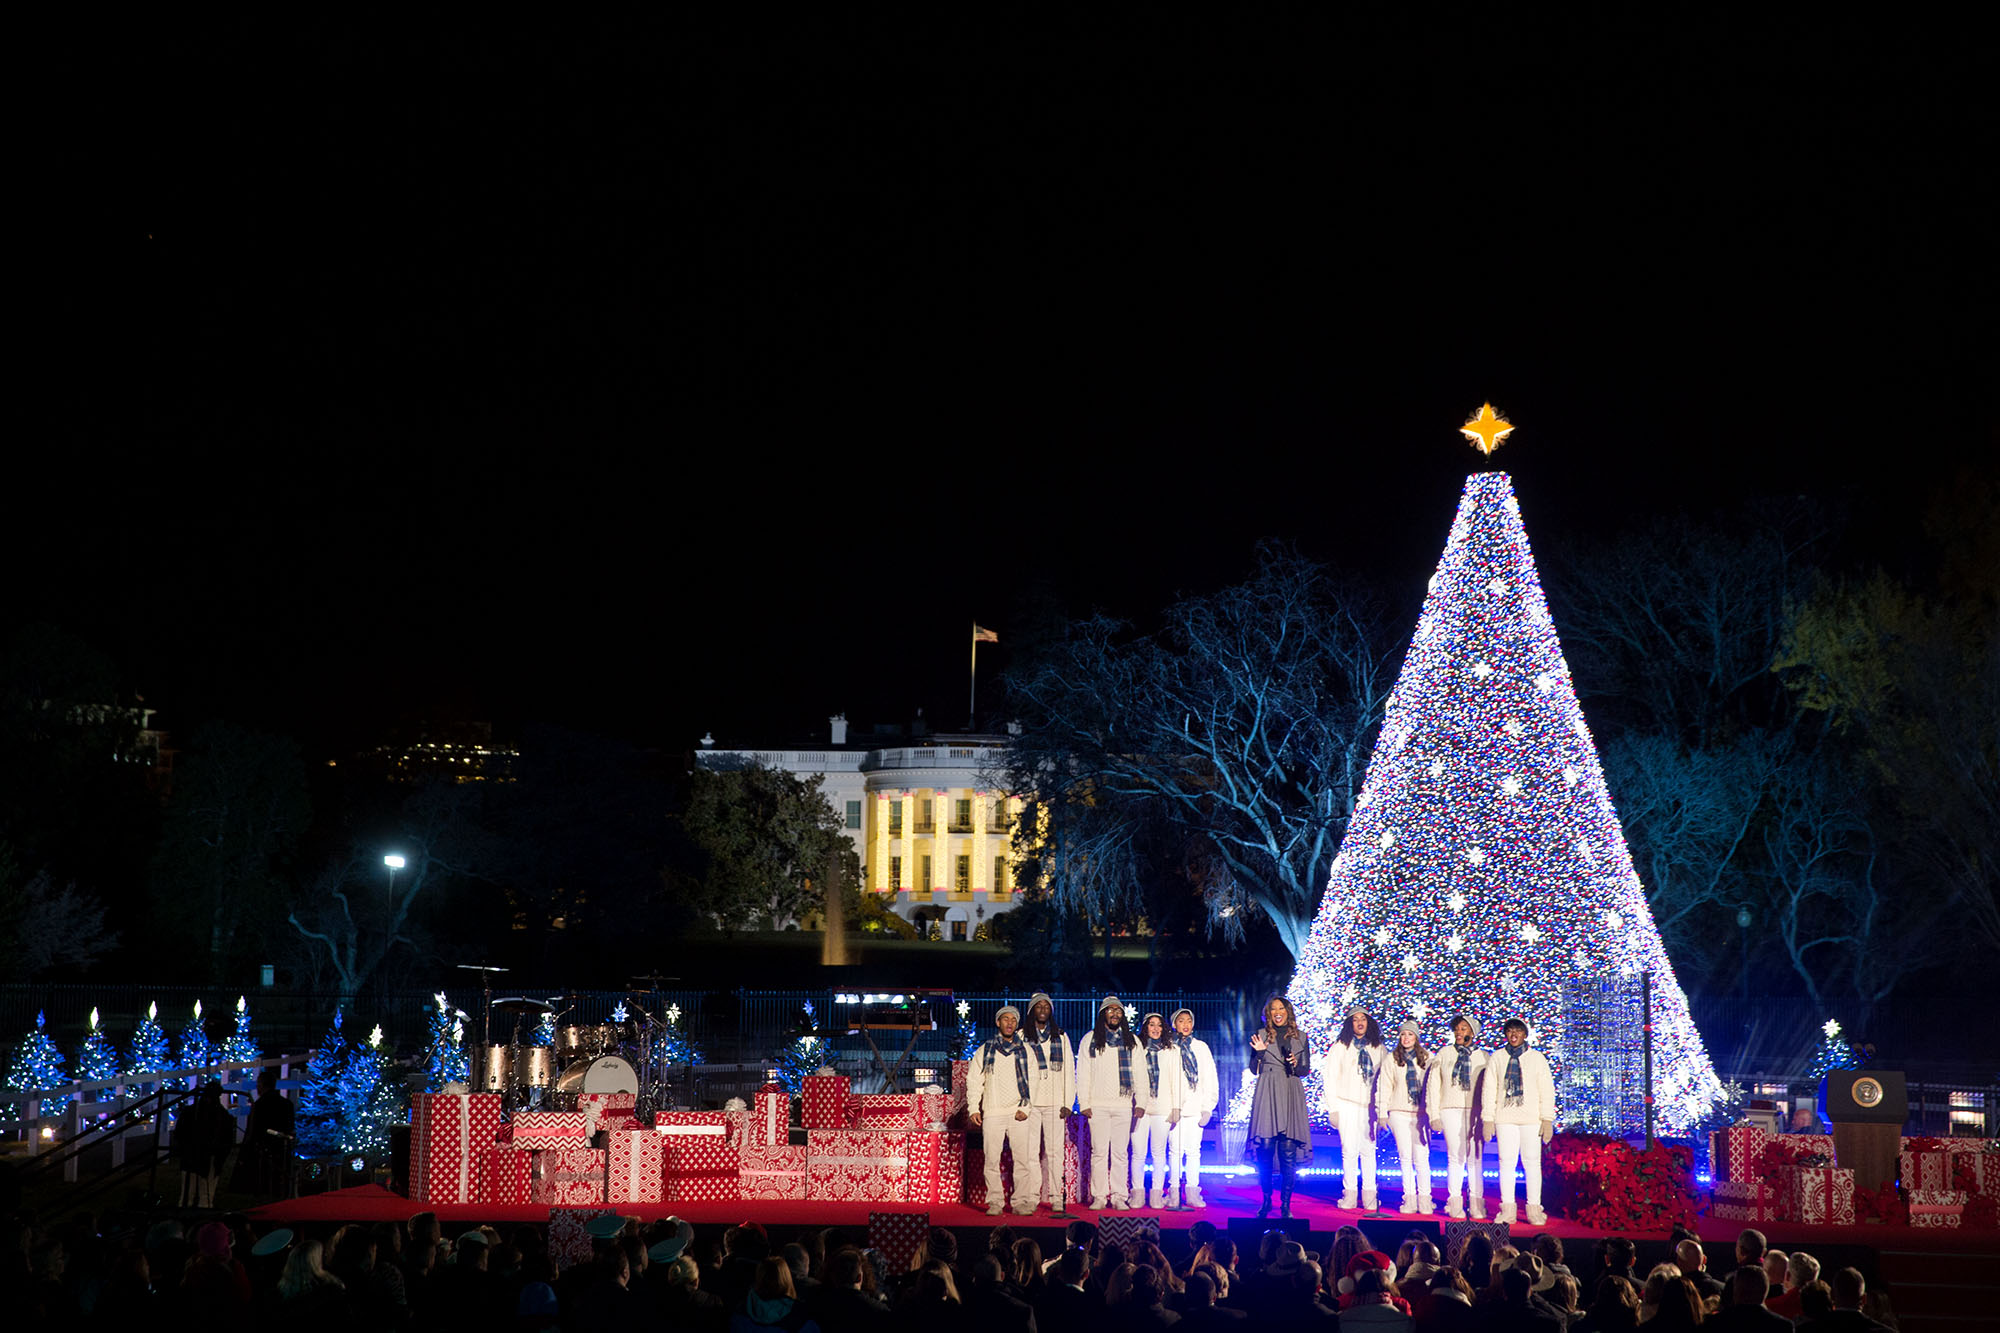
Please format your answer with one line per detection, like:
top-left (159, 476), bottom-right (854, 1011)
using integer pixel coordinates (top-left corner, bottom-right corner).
top-left (1336, 1010), bottom-right (1384, 1049)
top-left (1091, 1006), bottom-right (1136, 1053)
top-left (1391, 1033), bottom-right (1430, 1068)
top-left (1257, 995), bottom-right (1298, 1045)
top-left (1022, 1005), bottom-right (1064, 1043)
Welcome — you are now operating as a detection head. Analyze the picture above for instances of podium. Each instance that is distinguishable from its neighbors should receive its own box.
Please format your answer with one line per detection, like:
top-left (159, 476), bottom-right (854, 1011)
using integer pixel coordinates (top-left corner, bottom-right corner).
top-left (1821, 1070), bottom-right (1906, 1195)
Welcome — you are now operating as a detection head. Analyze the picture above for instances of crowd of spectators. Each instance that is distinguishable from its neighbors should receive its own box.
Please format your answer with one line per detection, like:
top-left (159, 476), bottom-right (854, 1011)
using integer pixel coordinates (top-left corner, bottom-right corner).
top-left (2, 1208), bottom-right (1910, 1333)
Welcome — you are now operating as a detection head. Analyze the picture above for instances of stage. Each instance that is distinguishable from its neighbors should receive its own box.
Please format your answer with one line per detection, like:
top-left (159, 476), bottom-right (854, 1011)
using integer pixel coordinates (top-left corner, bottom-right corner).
top-left (249, 1176), bottom-right (2000, 1257)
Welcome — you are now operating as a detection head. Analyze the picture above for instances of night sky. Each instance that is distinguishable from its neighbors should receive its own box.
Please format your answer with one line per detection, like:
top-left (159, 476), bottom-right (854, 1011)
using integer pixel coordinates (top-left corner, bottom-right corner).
top-left (17, 19), bottom-right (1989, 758)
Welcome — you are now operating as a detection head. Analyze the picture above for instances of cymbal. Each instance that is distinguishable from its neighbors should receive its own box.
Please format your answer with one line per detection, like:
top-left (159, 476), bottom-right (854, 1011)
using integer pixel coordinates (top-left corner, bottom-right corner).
top-left (492, 997), bottom-right (552, 1015)
top-left (454, 963), bottom-right (510, 973)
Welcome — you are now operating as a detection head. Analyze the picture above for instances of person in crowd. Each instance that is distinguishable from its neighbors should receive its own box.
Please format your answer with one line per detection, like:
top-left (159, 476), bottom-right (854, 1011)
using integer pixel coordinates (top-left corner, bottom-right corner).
top-left (717, 1222), bottom-right (774, 1313)
top-left (1796, 1268), bottom-right (1892, 1333)
top-left (1078, 995), bottom-right (1142, 1210)
top-left (1247, 993), bottom-right (1313, 1219)
top-left (1380, 1019), bottom-right (1435, 1213)
top-left (1134, 1011), bottom-right (1187, 1210)
top-left (1533, 1236), bottom-right (1573, 1289)
top-left (732, 1254), bottom-right (817, 1331)
top-left (661, 1255), bottom-right (728, 1332)
top-left (1673, 1242), bottom-right (1721, 1304)
top-left (1796, 1283), bottom-right (1834, 1327)
top-left (1043, 1220), bottom-right (1098, 1276)
top-left (1483, 1018), bottom-right (1555, 1225)
top-left (1343, 1266), bottom-right (1411, 1330)
top-left (1116, 1261), bottom-right (1180, 1330)
top-left (970, 1004), bottom-right (1046, 1217)
top-left (1767, 1253), bottom-right (1819, 1321)
top-left (1456, 1234), bottom-right (1497, 1295)
top-left (1419, 1267), bottom-right (1480, 1333)
top-left (1327, 1227), bottom-right (1368, 1288)
top-left (1322, 1005), bottom-right (1386, 1211)
top-left (1708, 1269), bottom-right (1790, 1333)
top-left (1429, 1014), bottom-right (1488, 1220)
top-left (1180, 1267), bottom-right (1246, 1328)
top-left (1547, 1276), bottom-right (1582, 1330)
top-left (1023, 991), bottom-right (1078, 1212)
top-left (1507, 1255), bottom-right (1568, 1327)
top-left (1648, 1277), bottom-right (1705, 1333)
top-left (1571, 1277), bottom-right (1640, 1333)
top-left (434, 1229), bottom-right (511, 1324)
top-left (1638, 1263), bottom-right (1681, 1321)
top-left (238, 1066), bottom-right (296, 1198)
top-left (181, 1219), bottom-right (253, 1318)
top-left (1168, 1008), bottom-right (1220, 1209)
top-left (330, 1224), bottom-right (408, 1327)
top-left (1786, 1106), bottom-right (1824, 1134)
top-left (1039, 1246), bottom-right (1096, 1333)
top-left (1482, 1267), bottom-right (1563, 1333)
top-left (906, 1259), bottom-right (964, 1315)
top-left (812, 1247), bottom-right (891, 1330)
top-left (1340, 1250), bottom-right (1411, 1315)
top-left (1599, 1241), bottom-right (1638, 1292)
top-left (782, 1242), bottom-right (819, 1303)
top-left (274, 1236), bottom-right (346, 1330)
top-left (1010, 1238), bottom-right (1046, 1303)
top-left (1716, 1231), bottom-right (1765, 1306)
top-left (174, 1080), bottom-right (237, 1208)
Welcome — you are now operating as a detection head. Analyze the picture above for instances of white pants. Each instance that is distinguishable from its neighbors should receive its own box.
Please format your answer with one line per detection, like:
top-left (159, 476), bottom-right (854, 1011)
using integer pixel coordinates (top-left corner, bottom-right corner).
top-left (1496, 1121), bottom-right (1543, 1211)
top-left (1389, 1110), bottom-right (1433, 1207)
top-left (983, 1109), bottom-right (1042, 1213)
top-left (1086, 1104), bottom-right (1134, 1207)
top-left (1169, 1115), bottom-right (1205, 1201)
top-left (1025, 1106), bottom-right (1066, 1204)
top-left (1335, 1098), bottom-right (1376, 1199)
top-left (1438, 1106), bottom-right (1478, 1206)
top-left (1136, 1112), bottom-right (1174, 1199)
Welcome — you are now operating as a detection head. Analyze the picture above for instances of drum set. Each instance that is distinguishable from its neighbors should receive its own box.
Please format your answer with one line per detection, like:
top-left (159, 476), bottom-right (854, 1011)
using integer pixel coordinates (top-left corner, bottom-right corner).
top-left (472, 986), bottom-right (689, 1115)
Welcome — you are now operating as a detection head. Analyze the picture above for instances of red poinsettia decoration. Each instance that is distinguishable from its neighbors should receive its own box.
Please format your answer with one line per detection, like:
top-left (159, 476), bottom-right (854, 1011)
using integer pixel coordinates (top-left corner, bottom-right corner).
top-left (1546, 1132), bottom-right (1700, 1232)
top-left (1854, 1180), bottom-right (1908, 1226)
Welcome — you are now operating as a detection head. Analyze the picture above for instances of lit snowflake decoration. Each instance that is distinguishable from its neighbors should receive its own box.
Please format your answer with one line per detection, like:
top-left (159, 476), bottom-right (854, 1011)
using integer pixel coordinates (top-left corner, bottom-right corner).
top-left (1428, 760), bottom-right (1445, 778)
top-left (1446, 934), bottom-right (1465, 953)
top-left (1313, 999), bottom-right (1334, 1020)
top-left (611, 1001), bottom-right (629, 1023)
top-left (666, 1003), bottom-right (682, 1024)
top-left (1412, 1000), bottom-right (1431, 1020)
top-left (1341, 984), bottom-right (1358, 1005)
top-left (369, 1023), bottom-right (385, 1048)
top-left (1500, 972), bottom-right (1517, 993)
top-left (1822, 1019), bottom-right (1842, 1039)
top-left (1500, 776), bottom-right (1523, 796)
top-left (1471, 662), bottom-right (1495, 680)
top-left (1401, 952), bottom-right (1420, 972)
top-left (1603, 910), bottom-right (1622, 930)
top-left (1572, 949), bottom-right (1590, 969)
top-left (1576, 838), bottom-right (1596, 864)
top-left (1372, 927), bottom-right (1393, 947)
top-left (1487, 578), bottom-right (1508, 595)
top-left (1464, 847), bottom-right (1486, 866)
top-left (1447, 891), bottom-right (1468, 913)
top-left (1519, 923), bottom-right (1543, 944)
top-left (1378, 830), bottom-right (1395, 850)
top-left (1504, 718), bottom-right (1525, 737)
top-left (956, 1000), bottom-right (970, 1019)
top-left (1533, 673), bottom-right (1555, 694)
top-left (803, 1000), bottom-right (816, 1018)
top-left (1563, 766), bottom-right (1580, 787)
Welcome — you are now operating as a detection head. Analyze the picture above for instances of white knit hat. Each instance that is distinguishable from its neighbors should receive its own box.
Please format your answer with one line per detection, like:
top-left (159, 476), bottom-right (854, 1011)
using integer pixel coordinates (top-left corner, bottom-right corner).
top-left (1030, 991), bottom-right (1054, 1011)
top-left (996, 1003), bottom-right (1021, 1023)
top-left (1399, 1019), bottom-right (1421, 1038)
top-left (1099, 995), bottom-right (1124, 1015)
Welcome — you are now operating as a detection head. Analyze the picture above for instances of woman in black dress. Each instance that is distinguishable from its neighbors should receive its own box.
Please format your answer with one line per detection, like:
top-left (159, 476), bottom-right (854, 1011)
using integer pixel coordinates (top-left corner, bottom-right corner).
top-left (1246, 993), bottom-right (1312, 1218)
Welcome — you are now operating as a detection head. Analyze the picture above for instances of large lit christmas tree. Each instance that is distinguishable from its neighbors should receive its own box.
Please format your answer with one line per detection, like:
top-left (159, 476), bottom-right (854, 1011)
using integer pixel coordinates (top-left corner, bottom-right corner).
top-left (1284, 416), bottom-right (1722, 1135)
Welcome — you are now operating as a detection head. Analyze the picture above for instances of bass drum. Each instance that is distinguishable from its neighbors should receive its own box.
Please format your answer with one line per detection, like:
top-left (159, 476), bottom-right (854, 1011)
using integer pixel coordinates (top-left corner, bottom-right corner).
top-left (556, 1055), bottom-right (640, 1097)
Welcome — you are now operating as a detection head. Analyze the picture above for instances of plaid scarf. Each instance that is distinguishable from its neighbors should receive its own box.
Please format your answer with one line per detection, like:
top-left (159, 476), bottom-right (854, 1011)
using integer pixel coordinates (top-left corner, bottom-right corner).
top-left (1180, 1036), bottom-right (1199, 1088)
top-left (1028, 1030), bottom-right (1064, 1070)
top-left (1356, 1043), bottom-right (1375, 1082)
top-left (1453, 1043), bottom-right (1475, 1090)
top-left (1504, 1045), bottom-right (1525, 1106)
top-left (1406, 1056), bottom-right (1422, 1104)
top-left (1144, 1037), bottom-right (1173, 1096)
top-left (1116, 1040), bottom-right (1133, 1096)
top-left (984, 1034), bottom-right (1031, 1109)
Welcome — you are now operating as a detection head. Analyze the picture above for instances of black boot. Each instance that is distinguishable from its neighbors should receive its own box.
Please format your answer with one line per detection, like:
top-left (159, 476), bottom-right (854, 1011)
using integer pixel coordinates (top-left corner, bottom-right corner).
top-left (1255, 1143), bottom-right (1274, 1218)
top-left (1279, 1144), bottom-right (1298, 1218)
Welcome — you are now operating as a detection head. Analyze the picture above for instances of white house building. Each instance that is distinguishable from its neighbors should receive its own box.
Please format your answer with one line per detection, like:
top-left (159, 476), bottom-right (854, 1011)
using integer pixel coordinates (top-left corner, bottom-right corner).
top-left (696, 715), bottom-right (1023, 940)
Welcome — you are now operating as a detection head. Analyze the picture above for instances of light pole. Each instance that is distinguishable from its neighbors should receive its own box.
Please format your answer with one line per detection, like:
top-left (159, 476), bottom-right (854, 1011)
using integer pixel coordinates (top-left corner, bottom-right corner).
top-left (1736, 905), bottom-right (1753, 1080)
top-left (385, 853), bottom-right (406, 899)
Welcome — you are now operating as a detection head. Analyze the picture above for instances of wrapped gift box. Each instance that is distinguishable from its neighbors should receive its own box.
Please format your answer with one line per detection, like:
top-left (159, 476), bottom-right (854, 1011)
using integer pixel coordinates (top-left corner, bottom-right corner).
top-left (740, 1143), bottom-right (810, 1200)
top-left (724, 1110), bottom-right (751, 1148)
top-left (579, 1091), bottom-right (636, 1130)
top-left (607, 1130), bottom-right (668, 1204)
top-left (490, 1147), bottom-right (533, 1206)
top-left (853, 1094), bottom-right (919, 1130)
top-left (904, 1131), bottom-right (964, 1204)
top-left (531, 1147), bottom-right (607, 1205)
top-left (869, 1210), bottom-right (930, 1272)
top-left (803, 1073), bottom-right (854, 1130)
top-left (665, 1136), bottom-right (742, 1203)
top-left (1710, 1127), bottom-right (1773, 1182)
top-left (915, 1089), bottom-right (950, 1128)
top-left (1907, 1189), bottom-right (1967, 1229)
top-left (549, 1210), bottom-right (621, 1268)
top-left (1710, 1178), bottom-right (1778, 1222)
top-left (1779, 1165), bottom-right (1855, 1225)
top-left (807, 1129), bottom-right (911, 1202)
top-left (949, 1061), bottom-right (970, 1125)
top-left (1100, 1215), bottom-right (1163, 1249)
top-left (411, 1092), bottom-right (503, 1204)
top-left (653, 1111), bottom-right (731, 1140)
top-left (1902, 1149), bottom-right (1960, 1194)
top-left (750, 1090), bottom-right (789, 1146)
top-left (512, 1110), bottom-right (593, 1151)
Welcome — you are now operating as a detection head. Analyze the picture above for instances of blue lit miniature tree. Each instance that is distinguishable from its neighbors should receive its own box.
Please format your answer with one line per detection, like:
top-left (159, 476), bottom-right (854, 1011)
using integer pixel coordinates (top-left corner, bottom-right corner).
top-left (176, 1000), bottom-right (214, 1074)
top-left (772, 1001), bottom-right (823, 1095)
top-left (5, 1011), bottom-right (70, 1119)
top-left (340, 1024), bottom-right (402, 1158)
top-left (422, 993), bottom-right (470, 1093)
top-left (126, 1000), bottom-right (172, 1097)
top-left (1283, 458), bottom-right (1722, 1134)
top-left (1807, 1019), bottom-right (1859, 1081)
top-left (218, 995), bottom-right (261, 1066)
top-left (656, 1002), bottom-right (703, 1066)
top-left (75, 1007), bottom-right (122, 1095)
top-left (297, 1009), bottom-right (353, 1156)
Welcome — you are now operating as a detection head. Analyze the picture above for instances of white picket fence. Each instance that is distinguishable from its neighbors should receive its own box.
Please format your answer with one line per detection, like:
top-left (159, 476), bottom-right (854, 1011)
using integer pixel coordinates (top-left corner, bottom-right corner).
top-left (2, 1054), bottom-right (306, 1182)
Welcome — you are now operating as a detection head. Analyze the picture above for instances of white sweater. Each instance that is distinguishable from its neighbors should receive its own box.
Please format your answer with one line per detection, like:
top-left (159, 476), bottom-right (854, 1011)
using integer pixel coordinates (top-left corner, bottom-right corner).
top-left (1320, 1039), bottom-right (1387, 1111)
top-left (1375, 1048), bottom-right (1430, 1116)
top-left (1178, 1037), bottom-right (1220, 1122)
top-left (1075, 1033), bottom-right (1141, 1112)
top-left (1133, 1043), bottom-right (1186, 1117)
top-left (1426, 1043), bottom-right (1488, 1113)
top-left (1024, 1030), bottom-right (1076, 1111)
top-left (966, 1039), bottom-right (1035, 1120)
top-left (1485, 1045), bottom-right (1556, 1125)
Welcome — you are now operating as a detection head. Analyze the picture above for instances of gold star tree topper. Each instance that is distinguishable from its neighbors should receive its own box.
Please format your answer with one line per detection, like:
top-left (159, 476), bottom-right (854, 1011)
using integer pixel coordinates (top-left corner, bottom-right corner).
top-left (1460, 402), bottom-right (1517, 455)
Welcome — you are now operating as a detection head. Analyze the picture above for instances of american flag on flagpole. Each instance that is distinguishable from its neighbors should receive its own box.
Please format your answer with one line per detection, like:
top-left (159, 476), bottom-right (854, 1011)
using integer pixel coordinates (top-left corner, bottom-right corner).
top-left (973, 625), bottom-right (998, 643)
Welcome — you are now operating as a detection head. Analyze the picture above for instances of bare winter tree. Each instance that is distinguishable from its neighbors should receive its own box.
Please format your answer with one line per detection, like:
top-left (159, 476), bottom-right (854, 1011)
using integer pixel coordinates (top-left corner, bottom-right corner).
top-left (1002, 545), bottom-right (1394, 960)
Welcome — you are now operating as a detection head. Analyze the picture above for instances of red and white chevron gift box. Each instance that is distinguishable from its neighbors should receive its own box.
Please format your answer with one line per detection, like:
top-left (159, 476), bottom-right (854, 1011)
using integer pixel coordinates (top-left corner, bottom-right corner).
top-left (803, 1073), bottom-right (854, 1129)
top-left (869, 1211), bottom-right (930, 1271)
top-left (665, 1136), bottom-right (741, 1203)
top-left (853, 1094), bottom-right (919, 1130)
top-left (740, 1143), bottom-right (810, 1200)
top-left (411, 1092), bottom-right (503, 1204)
top-left (1099, 1215), bottom-right (1163, 1249)
top-left (807, 1129), bottom-right (911, 1202)
top-left (750, 1090), bottom-right (789, 1147)
top-left (607, 1131), bottom-right (668, 1204)
top-left (490, 1147), bottom-right (533, 1205)
top-left (511, 1110), bottom-right (592, 1151)
top-left (531, 1147), bottom-right (606, 1205)
top-left (549, 1210), bottom-right (620, 1268)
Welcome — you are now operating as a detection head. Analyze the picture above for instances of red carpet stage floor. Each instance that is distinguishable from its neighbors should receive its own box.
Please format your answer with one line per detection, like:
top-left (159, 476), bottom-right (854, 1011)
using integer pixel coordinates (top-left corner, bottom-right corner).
top-left (251, 1178), bottom-right (2000, 1254)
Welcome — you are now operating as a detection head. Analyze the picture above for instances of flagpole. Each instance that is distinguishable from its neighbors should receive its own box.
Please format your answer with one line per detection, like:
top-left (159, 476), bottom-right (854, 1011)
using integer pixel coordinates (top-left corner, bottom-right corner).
top-left (969, 622), bottom-right (979, 730)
